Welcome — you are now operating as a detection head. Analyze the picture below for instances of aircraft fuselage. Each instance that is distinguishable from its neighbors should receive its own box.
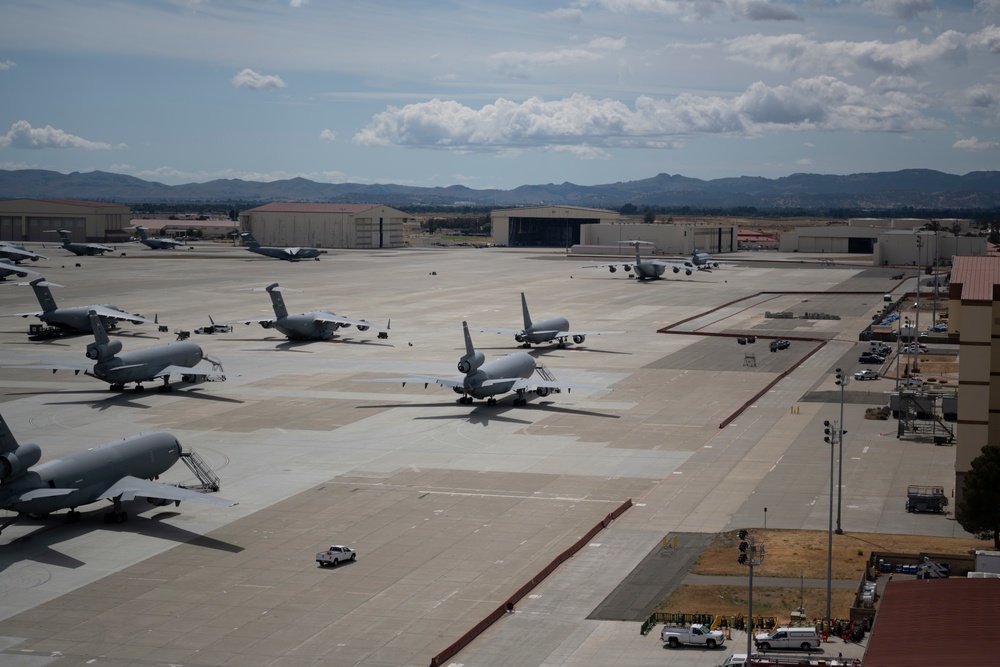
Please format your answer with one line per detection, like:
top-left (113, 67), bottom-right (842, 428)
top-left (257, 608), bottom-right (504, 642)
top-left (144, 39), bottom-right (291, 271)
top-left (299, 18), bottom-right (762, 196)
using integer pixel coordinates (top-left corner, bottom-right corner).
top-left (38, 305), bottom-right (129, 332)
top-left (0, 432), bottom-right (181, 515)
top-left (94, 342), bottom-right (204, 386)
top-left (461, 352), bottom-right (535, 399)
top-left (521, 316), bottom-right (570, 344)
top-left (249, 246), bottom-right (321, 261)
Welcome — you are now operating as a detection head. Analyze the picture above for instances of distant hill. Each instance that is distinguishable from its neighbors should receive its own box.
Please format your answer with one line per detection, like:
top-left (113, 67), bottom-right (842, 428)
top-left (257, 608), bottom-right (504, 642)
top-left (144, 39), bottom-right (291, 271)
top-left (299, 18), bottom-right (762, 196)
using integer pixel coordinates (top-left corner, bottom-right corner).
top-left (1, 168), bottom-right (998, 210)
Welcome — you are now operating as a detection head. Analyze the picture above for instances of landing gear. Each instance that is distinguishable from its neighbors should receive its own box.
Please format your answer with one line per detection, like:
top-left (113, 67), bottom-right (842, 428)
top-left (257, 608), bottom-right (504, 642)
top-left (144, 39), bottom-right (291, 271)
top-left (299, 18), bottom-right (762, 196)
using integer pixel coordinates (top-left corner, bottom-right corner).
top-left (104, 497), bottom-right (128, 525)
top-left (521, 342), bottom-right (532, 348)
top-left (487, 397), bottom-right (497, 406)
top-left (134, 384), bottom-right (145, 393)
top-left (458, 396), bottom-right (474, 404)
top-left (109, 383), bottom-right (125, 392)
top-left (66, 510), bottom-right (82, 524)
top-left (513, 390), bottom-right (528, 407)
top-left (157, 378), bottom-right (173, 393)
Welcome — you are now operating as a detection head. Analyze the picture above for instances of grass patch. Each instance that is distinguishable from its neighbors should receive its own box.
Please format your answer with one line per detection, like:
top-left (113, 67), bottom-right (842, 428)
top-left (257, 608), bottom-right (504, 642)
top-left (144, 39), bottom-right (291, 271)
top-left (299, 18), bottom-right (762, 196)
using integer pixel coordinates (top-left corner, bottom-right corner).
top-left (657, 585), bottom-right (857, 620)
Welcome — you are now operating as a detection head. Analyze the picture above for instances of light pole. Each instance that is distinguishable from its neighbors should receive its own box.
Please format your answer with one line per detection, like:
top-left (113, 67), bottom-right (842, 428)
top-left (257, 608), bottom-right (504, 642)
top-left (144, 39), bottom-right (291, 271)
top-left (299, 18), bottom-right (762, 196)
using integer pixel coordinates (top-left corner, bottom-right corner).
top-left (823, 420), bottom-right (837, 632)
top-left (738, 529), bottom-right (765, 662)
top-left (834, 370), bottom-right (848, 535)
top-left (913, 234), bottom-right (923, 374)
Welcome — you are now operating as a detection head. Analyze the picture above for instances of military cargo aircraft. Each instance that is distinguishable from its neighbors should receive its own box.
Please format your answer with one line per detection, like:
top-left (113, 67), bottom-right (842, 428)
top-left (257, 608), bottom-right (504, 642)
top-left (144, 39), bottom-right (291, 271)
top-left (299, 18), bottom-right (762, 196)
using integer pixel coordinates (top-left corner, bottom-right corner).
top-left (134, 225), bottom-right (185, 249)
top-left (0, 413), bottom-right (236, 535)
top-left (7, 278), bottom-right (153, 333)
top-left (240, 232), bottom-right (321, 261)
top-left (46, 229), bottom-right (115, 256)
top-left (4, 310), bottom-right (234, 392)
top-left (229, 282), bottom-right (386, 341)
top-left (0, 241), bottom-right (47, 263)
top-left (0, 259), bottom-right (41, 281)
top-left (585, 241), bottom-right (718, 281)
top-left (356, 321), bottom-right (608, 406)
top-left (473, 292), bottom-right (624, 348)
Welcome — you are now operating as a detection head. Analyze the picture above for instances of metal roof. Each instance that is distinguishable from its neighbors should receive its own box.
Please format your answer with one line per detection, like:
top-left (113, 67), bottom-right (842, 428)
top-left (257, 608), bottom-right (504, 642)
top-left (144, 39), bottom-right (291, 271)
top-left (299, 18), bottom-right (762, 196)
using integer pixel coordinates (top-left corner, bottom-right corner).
top-left (243, 203), bottom-right (379, 214)
top-left (863, 578), bottom-right (1000, 667)
top-left (950, 255), bottom-right (1000, 303)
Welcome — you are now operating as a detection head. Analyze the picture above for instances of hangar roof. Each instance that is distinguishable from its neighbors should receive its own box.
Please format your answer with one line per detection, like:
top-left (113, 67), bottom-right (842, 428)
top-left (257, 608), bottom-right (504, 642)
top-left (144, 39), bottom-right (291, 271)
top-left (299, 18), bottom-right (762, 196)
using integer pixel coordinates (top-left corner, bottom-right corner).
top-left (243, 203), bottom-right (379, 214)
top-left (491, 205), bottom-right (617, 218)
top-left (950, 255), bottom-right (1000, 303)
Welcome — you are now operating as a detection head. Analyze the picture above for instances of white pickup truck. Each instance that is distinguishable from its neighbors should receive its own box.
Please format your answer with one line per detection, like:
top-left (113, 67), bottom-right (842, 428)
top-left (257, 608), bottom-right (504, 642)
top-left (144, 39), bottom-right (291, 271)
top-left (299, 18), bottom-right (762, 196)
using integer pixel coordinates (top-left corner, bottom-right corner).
top-left (315, 545), bottom-right (356, 567)
top-left (661, 623), bottom-right (725, 649)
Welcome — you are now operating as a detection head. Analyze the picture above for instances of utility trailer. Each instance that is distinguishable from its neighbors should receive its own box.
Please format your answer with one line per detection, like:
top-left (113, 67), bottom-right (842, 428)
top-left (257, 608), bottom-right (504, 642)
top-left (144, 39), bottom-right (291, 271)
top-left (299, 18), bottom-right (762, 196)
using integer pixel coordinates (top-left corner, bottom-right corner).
top-left (905, 485), bottom-right (948, 513)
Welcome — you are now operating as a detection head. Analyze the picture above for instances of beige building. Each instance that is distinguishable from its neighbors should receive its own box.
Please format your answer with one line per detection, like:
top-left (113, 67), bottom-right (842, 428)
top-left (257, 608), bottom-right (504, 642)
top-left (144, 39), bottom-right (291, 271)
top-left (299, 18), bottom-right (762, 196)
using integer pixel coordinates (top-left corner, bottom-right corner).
top-left (580, 221), bottom-right (738, 255)
top-left (240, 203), bottom-right (407, 249)
top-left (490, 206), bottom-right (620, 247)
top-left (950, 256), bottom-right (1000, 503)
top-left (778, 222), bottom-right (985, 265)
top-left (0, 198), bottom-right (131, 243)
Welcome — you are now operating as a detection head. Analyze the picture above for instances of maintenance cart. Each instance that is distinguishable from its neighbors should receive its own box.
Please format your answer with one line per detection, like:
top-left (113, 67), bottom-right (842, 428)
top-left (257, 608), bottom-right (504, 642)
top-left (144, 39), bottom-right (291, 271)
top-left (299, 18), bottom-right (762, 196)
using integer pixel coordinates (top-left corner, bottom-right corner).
top-left (905, 485), bottom-right (948, 513)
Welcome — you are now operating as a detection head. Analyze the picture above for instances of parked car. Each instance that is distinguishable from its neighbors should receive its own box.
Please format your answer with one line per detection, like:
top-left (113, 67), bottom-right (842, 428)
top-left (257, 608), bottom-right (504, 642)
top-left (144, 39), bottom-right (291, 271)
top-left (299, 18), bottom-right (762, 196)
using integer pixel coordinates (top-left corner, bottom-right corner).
top-left (858, 353), bottom-right (885, 364)
top-left (316, 545), bottom-right (356, 567)
top-left (901, 377), bottom-right (926, 387)
top-left (770, 339), bottom-right (790, 352)
top-left (661, 623), bottom-right (725, 649)
top-left (854, 369), bottom-right (879, 380)
top-left (903, 343), bottom-right (928, 353)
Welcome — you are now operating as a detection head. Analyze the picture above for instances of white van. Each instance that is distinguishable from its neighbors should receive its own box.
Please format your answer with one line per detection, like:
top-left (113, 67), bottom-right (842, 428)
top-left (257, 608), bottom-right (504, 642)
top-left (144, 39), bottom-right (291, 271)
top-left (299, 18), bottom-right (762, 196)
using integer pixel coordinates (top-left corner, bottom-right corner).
top-left (754, 627), bottom-right (821, 651)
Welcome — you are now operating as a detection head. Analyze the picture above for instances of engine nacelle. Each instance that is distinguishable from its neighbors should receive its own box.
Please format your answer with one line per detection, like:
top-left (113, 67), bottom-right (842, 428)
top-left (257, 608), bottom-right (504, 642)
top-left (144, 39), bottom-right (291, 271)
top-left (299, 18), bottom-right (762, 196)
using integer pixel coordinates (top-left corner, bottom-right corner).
top-left (514, 333), bottom-right (525, 343)
top-left (685, 268), bottom-right (692, 276)
top-left (1, 442), bottom-right (42, 480)
top-left (536, 387), bottom-right (550, 397)
top-left (623, 264), bottom-right (632, 272)
top-left (457, 351), bottom-right (485, 374)
top-left (86, 339), bottom-right (122, 360)
top-left (452, 386), bottom-right (466, 395)
top-left (181, 374), bottom-right (207, 385)
top-left (572, 334), bottom-right (585, 344)
top-left (673, 266), bottom-right (680, 274)
top-left (356, 323), bottom-right (369, 332)
top-left (608, 266), bottom-right (617, 273)
top-left (260, 321), bottom-right (273, 329)
top-left (147, 497), bottom-right (172, 506)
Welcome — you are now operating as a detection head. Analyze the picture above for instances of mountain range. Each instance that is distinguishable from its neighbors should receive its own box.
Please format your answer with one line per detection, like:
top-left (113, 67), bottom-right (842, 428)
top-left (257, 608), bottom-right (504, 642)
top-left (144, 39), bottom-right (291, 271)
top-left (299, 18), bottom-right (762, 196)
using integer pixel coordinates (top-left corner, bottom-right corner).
top-left (1, 168), bottom-right (998, 210)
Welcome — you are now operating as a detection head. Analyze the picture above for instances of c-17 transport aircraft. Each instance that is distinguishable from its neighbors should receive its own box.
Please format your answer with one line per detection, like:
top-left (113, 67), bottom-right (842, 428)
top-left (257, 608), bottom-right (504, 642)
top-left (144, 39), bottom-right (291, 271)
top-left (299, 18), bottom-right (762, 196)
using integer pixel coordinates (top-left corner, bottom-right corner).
top-left (0, 241), bottom-right (47, 263)
top-left (357, 321), bottom-right (608, 406)
top-left (6, 278), bottom-right (153, 333)
top-left (585, 241), bottom-right (719, 281)
top-left (229, 282), bottom-right (387, 341)
top-left (473, 292), bottom-right (624, 348)
top-left (240, 232), bottom-right (321, 261)
top-left (0, 413), bottom-right (236, 534)
top-left (0, 259), bottom-right (41, 281)
top-left (46, 229), bottom-right (115, 256)
top-left (134, 225), bottom-right (185, 249)
top-left (4, 310), bottom-right (234, 392)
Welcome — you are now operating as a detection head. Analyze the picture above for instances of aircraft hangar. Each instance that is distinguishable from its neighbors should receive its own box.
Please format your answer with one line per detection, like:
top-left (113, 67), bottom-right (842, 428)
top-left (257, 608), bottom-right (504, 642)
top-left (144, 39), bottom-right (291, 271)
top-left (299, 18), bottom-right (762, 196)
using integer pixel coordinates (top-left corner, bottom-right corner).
top-left (490, 205), bottom-right (619, 247)
top-left (239, 203), bottom-right (408, 249)
top-left (0, 198), bottom-right (131, 243)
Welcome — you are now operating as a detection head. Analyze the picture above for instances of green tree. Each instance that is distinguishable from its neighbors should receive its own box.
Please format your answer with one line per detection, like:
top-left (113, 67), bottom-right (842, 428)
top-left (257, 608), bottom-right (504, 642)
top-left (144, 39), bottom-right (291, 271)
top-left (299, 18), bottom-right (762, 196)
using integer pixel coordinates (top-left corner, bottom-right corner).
top-left (956, 445), bottom-right (1000, 549)
top-left (643, 209), bottom-right (656, 224)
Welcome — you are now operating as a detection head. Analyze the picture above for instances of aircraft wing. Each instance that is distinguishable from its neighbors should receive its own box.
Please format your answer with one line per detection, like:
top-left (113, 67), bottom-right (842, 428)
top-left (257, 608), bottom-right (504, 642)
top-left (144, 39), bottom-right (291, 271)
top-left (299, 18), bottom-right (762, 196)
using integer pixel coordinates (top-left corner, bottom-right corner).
top-left (470, 327), bottom-right (523, 336)
top-left (508, 378), bottom-right (610, 393)
top-left (0, 265), bottom-right (42, 277)
top-left (0, 246), bottom-right (47, 261)
top-left (5, 310), bottom-right (45, 318)
top-left (11, 487), bottom-right (77, 502)
top-left (154, 365), bottom-right (236, 379)
top-left (88, 306), bottom-right (155, 324)
top-left (313, 314), bottom-right (386, 330)
top-left (555, 329), bottom-right (627, 337)
top-left (98, 475), bottom-right (238, 506)
top-left (355, 375), bottom-right (465, 389)
top-left (3, 360), bottom-right (93, 372)
top-left (228, 317), bottom-right (278, 326)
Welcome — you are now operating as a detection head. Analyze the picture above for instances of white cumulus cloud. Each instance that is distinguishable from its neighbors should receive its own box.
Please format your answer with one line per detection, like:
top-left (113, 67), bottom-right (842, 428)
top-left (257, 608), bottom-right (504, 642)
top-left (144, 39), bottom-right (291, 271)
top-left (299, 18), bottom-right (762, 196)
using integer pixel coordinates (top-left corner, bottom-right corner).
top-left (232, 68), bottom-right (287, 91)
top-left (0, 60), bottom-right (15, 70)
top-left (584, 0), bottom-right (801, 21)
top-left (0, 120), bottom-right (124, 150)
top-left (319, 129), bottom-right (336, 142)
top-left (953, 136), bottom-right (1000, 150)
top-left (489, 38), bottom-right (625, 79)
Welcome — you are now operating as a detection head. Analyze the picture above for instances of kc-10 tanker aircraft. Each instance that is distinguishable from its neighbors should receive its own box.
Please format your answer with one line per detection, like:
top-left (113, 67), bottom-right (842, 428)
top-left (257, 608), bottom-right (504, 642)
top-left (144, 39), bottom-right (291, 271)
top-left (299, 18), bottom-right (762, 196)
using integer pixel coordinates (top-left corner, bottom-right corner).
top-left (0, 413), bottom-right (236, 535)
top-left (228, 282), bottom-right (387, 341)
top-left (357, 321), bottom-right (608, 406)
top-left (6, 278), bottom-right (154, 333)
top-left (46, 229), bottom-right (115, 256)
top-left (3, 310), bottom-right (234, 392)
top-left (240, 232), bottom-right (321, 261)
top-left (585, 241), bottom-right (720, 281)
top-left (473, 292), bottom-right (624, 348)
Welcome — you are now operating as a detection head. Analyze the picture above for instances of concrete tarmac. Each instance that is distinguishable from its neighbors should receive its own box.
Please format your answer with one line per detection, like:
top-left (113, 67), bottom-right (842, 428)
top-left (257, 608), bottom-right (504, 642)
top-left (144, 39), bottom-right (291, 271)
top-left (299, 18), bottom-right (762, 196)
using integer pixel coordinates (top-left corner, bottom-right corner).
top-left (0, 246), bottom-right (965, 666)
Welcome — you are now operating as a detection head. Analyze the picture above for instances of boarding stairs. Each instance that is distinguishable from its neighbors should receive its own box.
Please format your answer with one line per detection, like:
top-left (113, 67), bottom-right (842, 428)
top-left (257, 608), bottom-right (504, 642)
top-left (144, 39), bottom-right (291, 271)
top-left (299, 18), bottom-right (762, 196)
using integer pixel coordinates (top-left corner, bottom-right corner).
top-left (534, 363), bottom-right (561, 393)
top-left (180, 448), bottom-right (221, 492)
top-left (202, 353), bottom-right (226, 382)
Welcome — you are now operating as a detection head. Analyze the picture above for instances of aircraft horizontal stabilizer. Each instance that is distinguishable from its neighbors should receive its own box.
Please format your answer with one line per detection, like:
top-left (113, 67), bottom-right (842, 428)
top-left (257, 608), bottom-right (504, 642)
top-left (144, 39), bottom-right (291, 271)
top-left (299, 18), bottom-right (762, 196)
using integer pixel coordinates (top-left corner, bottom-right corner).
top-left (3, 361), bottom-right (92, 372)
top-left (354, 375), bottom-right (464, 388)
top-left (314, 315), bottom-right (386, 329)
top-left (13, 487), bottom-right (77, 502)
top-left (99, 475), bottom-right (238, 506)
top-left (515, 378), bottom-right (610, 393)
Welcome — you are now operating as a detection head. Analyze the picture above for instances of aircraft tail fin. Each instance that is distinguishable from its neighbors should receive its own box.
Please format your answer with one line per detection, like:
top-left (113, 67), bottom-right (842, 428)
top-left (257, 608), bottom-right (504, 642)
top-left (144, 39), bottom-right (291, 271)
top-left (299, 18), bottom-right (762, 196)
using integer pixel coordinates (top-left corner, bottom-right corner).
top-left (264, 283), bottom-right (288, 318)
top-left (0, 412), bottom-right (21, 455)
top-left (85, 310), bottom-right (123, 361)
top-left (462, 321), bottom-right (475, 358)
top-left (457, 321), bottom-right (485, 375)
top-left (240, 232), bottom-right (261, 248)
top-left (89, 310), bottom-right (110, 347)
top-left (136, 226), bottom-right (149, 240)
top-left (29, 277), bottom-right (58, 312)
top-left (520, 292), bottom-right (532, 330)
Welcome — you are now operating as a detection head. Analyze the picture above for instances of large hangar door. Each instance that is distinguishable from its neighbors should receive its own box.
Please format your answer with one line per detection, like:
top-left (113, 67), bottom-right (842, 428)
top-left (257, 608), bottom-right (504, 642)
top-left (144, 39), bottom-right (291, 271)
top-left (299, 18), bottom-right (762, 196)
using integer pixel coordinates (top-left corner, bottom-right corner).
top-left (507, 217), bottom-right (596, 247)
top-left (848, 237), bottom-right (875, 253)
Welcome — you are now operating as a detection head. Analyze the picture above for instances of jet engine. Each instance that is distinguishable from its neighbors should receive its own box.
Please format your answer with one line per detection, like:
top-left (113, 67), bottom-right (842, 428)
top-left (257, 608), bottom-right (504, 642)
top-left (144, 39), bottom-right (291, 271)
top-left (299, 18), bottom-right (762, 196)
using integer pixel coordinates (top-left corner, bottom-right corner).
top-left (356, 322), bottom-right (370, 332)
top-left (86, 339), bottom-right (122, 360)
top-left (572, 334), bottom-right (585, 344)
top-left (457, 351), bottom-right (485, 374)
top-left (260, 321), bottom-right (273, 329)
top-left (536, 387), bottom-right (550, 397)
top-left (608, 266), bottom-right (616, 273)
top-left (685, 268), bottom-right (692, 276)
top-left (1, 442), bottom-right (41, 480)
top-left (623, 264), bottom-right (632, 272)
top-left (147, 497), bottom-right (172, 506)
top-left (514, 333), bottom-right (525, 343)
top-left (181, 374), bottom-right (207, 385)
top-left (673, 266), bottom-right (680, 274)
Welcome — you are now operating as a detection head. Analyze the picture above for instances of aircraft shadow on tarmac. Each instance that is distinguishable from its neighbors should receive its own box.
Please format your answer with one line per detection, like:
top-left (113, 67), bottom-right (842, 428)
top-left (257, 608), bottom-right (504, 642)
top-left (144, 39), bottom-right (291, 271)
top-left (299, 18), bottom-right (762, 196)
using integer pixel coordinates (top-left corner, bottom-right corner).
top-left (235, 337), bottom-right (394, 352)
top-left (33, 388), bottom-right (245, 411)
top-left (357, 399), bottom-right (619, 426)
top-left (1, 503), bottom-right (243, 573)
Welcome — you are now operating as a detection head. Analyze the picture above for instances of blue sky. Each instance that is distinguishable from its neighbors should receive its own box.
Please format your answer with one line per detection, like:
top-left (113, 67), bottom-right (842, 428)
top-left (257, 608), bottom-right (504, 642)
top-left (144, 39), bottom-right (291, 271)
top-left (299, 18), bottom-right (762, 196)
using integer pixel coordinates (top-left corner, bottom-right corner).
top-left (1, 0), bottom-right (998, 190)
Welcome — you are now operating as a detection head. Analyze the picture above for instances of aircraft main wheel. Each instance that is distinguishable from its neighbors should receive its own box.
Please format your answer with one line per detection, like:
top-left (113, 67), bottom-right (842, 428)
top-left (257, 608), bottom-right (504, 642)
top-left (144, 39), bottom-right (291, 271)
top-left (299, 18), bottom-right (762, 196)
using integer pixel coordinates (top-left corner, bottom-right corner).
top-left (67, 511), bottom-right (81, 524)
top-left (110, 384), bottom-right (125, 392)
top-left (134, 385), bottom-right (144, 393)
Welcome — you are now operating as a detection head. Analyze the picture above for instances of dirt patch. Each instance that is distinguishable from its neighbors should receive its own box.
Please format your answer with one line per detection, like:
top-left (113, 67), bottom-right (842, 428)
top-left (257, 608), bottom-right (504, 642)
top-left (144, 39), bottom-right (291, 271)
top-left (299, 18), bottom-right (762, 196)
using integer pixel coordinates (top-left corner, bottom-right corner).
top-left (661, 585), bottom-right (857, 620)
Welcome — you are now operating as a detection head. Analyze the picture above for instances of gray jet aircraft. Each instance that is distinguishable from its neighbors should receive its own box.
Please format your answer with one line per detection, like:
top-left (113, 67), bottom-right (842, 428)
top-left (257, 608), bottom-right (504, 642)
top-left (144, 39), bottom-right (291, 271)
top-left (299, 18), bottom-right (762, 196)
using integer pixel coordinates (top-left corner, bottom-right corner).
top-left (46, 229), bottom-right (115, 256)
top-left (240, 232), bottom-right (321, 261)
top-left (7, 278), bottom-right (153, 332)
top-left (357, 321), bottom-right (608, 406)
top-left (0, 413), bottom-right (236, 534)
top-left (0, 259), bottom-right (41, 281)
top-left (229, 283), bottom-right (387, 341)
top-left (134, 225), bottom-right (185, 249)
top-left (474, 292), bottom-right (624, 348)
top-left (0, 241), bottom-right (47, 263)
top-left (585, 241), bottom-right (715, 281)
top-left (4, 310), bottom-right (234, 392)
